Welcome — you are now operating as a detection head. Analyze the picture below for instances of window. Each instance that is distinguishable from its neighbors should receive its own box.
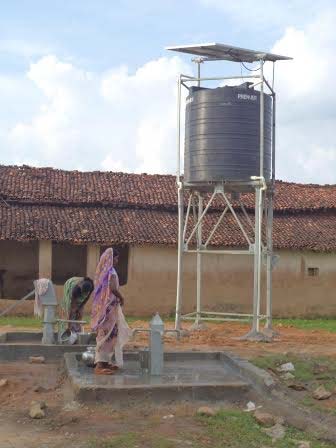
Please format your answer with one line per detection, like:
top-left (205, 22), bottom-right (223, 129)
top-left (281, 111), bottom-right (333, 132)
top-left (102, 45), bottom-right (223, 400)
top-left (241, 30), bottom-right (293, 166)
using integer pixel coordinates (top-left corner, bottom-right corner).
top-left (100, 245), bottom-right (129, 286)
top-left (52, 242), bottom-right (87, 284)
top-left (307, 267), bottom-right (319, 277)
top-left (0, 240), bottom-right (38, 299)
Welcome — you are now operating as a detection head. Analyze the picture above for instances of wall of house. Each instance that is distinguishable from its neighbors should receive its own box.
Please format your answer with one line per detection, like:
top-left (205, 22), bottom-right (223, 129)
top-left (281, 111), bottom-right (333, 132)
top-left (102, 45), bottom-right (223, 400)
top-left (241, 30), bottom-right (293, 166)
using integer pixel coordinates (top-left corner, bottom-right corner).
top-left (1, 241), bottom-right (336, 318)
top-left (120, 245), bottom-right (336, 318)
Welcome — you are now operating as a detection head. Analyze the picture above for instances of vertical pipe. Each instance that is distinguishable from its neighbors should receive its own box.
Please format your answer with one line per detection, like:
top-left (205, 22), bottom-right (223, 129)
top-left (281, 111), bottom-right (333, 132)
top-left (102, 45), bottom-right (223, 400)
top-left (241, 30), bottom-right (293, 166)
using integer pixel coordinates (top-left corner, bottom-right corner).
top-left (175, 184), bottom-right (184, 330)
top-left (265, 193), bottom-right (273, 328)
top-left (256, 186), bottom-right (264, 329)
top-left (197, 61), bottom-right (201, 87)
top-left (266, 93), bottom-right (276, 329)
top-left (176, 76), bottom-right (182, 184)
top-left (175, 76), bottom-right (183, 330)
top-left (42, 305), bottom-right (56, 345)
top-left (271, 93), bottom-right (276, 183)
top-left (260, 59), bottom-right (264, 177)
top-left (196, 193), bottom-right (203, 324)
top-left (252, 58), bottom-right (265, 334)
top-left (252, 186), bottom-right (261, 332)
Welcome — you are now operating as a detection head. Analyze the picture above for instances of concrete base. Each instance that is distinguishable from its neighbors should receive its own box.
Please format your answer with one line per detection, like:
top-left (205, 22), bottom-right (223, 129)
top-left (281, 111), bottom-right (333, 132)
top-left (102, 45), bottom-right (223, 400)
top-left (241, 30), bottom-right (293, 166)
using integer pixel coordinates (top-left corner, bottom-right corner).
top-left (237, 329), bottom-right (273, 342)
top-left (65, 351), bottom-right (250, 405)
top-left (189, 320), bottom-right (207, 331)
top-left (0, 331), bottom-right (96, 361)
top-left (262, 327), bottom-right (280, 338)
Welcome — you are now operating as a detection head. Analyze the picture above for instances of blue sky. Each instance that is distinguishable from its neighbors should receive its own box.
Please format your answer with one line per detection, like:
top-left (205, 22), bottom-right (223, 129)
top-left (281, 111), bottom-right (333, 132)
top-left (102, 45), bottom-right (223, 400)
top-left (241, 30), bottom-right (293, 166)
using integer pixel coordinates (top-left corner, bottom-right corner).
top-left (0, 0), bottom-right (327, 71)
top-left (1, 0), bottom-right (335, 183)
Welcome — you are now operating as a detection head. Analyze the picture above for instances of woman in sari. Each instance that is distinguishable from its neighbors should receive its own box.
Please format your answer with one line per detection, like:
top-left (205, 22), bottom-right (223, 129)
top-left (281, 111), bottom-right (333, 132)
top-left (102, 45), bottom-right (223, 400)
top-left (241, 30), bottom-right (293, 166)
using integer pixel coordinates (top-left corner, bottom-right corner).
top-left (91, 248), bottom-right (131, 375)
top-left (61, 277), bottom-right (94, 342)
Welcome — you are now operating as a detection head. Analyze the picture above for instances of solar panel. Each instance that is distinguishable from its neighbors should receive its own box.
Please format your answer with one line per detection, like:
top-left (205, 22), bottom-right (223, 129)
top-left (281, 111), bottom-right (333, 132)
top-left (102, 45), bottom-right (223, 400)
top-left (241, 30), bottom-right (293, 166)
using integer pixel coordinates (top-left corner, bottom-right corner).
top-left (166, 42), bottom-right (292, 63)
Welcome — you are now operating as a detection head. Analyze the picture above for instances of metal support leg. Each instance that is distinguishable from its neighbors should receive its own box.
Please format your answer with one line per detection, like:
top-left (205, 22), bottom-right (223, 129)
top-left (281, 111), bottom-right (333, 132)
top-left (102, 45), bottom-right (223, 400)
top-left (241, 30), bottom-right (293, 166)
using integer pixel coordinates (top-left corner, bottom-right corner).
top-left (257, 188), bottom-right (264, 329)
top-left (263, 192), bottom-right (278, 337)
top-left (240, 60), bottom-right (271, 342)
top-left (191, 193), bottom-right (206, 330)
top-left (240, 185), bottom-right (270, 341)
top-left (175, 73), bottom-right (184, 331)
top-left (264, 91), bottom-right (277, 338)
top-left (175, 184), bottom-right (184, 330)
top-left (253, 185), bottom-right (263, 333)
top-left (196, 194), bottom-right (202, 323)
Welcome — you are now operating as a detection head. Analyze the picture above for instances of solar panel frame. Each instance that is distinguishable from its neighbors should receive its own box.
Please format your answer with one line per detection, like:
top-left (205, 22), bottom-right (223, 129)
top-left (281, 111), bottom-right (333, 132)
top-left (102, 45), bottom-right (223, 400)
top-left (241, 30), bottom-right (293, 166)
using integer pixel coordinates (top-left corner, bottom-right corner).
top-left (166, 42), bottom-right (292, 62)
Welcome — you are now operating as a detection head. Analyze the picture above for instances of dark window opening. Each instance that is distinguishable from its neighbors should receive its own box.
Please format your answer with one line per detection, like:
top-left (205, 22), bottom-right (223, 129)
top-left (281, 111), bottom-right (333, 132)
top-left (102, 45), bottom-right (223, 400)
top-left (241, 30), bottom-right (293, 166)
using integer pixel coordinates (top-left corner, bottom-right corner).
top-left (100, 245), bottom-right (129, 286)
top-left (0, 241), bottom-right (38, 299)
top-left (307, 267), bottom-right (319, 277)
top-left (52, 242), bottom-right (87, 284)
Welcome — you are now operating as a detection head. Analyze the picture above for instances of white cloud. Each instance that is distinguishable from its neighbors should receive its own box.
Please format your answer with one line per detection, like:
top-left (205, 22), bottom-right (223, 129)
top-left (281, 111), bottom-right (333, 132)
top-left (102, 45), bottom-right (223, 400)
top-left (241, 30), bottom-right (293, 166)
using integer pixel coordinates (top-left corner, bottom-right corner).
top-left (1, 12), bottom-right (336, 185)
top-left (2, 55), bottom-right (190, 174)
top-left (101, 155), bottom-right (127, 172)
top-left (198, 2), bottom-right (336, 183)
top-left (268, 11), bottom-right (336, 183)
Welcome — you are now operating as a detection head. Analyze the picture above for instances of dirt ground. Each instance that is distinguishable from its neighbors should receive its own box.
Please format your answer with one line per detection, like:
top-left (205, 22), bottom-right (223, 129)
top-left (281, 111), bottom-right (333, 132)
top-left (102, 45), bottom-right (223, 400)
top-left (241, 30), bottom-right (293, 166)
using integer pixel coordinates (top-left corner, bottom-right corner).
top-left (0, 361), bottom-right (226, 448)
top-left (127, 321), bottom-right (336, 359)
top-left (2, 321), bottom-right (336, 447)
top-left (2, 320), bottom-right (336, 358)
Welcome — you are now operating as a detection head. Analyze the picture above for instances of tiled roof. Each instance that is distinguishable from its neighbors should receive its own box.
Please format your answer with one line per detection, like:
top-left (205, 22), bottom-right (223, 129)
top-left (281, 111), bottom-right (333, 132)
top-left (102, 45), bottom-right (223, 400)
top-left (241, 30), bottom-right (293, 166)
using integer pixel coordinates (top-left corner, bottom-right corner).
top-left (1, 164), bottom-right (336, 212)
top-left (0, 203), bottom-right (335, 252)
top-left (0, 164), bottom-right (335, 251)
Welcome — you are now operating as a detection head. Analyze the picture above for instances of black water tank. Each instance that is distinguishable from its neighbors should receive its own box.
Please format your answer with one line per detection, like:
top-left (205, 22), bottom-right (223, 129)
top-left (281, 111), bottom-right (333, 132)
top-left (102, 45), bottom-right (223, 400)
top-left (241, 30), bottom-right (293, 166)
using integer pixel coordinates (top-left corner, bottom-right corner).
top-left (184, 83), bottom-right (272, 184)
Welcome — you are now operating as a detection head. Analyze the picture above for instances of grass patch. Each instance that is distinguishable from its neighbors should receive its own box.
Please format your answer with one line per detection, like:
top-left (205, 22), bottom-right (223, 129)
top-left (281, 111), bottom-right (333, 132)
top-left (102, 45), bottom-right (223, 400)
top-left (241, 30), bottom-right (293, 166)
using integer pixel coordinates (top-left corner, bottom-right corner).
top-left (301, 395), bottom-right (336, 416)
top-left (198, 410), bottom-right (334, 448)
top-left (252, 353), bottom-right (336, 419)
top-left (252, 353), bottom-right (336, 384)
top-left (0, 314), bottom-right (174, 329)
top-left (88, 411), bottom-right (336, 447)
top-left (2, 315), bottom-right (336, 332)
top-left (274, 318), bottom-right (336, 332)
top-left (0, 316), bottom-right (42, 328)
top-left (88, 433), bottom-right (176, 448)
top-left (88, 433), bottom-right (138, 448)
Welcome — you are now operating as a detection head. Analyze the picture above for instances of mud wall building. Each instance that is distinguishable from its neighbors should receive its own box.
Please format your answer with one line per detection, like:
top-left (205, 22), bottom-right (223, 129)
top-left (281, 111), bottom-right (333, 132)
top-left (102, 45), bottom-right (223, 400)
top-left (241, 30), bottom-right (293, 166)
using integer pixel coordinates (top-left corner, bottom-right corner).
top-left (0, 165), bottom-right (335, 317)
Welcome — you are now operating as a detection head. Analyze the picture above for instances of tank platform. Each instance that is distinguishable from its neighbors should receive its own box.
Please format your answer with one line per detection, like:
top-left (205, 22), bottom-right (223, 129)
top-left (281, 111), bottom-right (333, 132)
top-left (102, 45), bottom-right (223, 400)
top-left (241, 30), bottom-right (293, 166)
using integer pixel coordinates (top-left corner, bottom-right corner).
top-left (64, 351), bottom-right (251, 405)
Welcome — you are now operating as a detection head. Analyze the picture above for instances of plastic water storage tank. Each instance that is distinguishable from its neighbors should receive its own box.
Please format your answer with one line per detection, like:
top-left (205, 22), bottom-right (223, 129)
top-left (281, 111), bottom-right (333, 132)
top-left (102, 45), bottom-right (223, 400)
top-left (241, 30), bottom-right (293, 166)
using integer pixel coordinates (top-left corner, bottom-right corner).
top-left (184, 83), bottom-right (272, 185)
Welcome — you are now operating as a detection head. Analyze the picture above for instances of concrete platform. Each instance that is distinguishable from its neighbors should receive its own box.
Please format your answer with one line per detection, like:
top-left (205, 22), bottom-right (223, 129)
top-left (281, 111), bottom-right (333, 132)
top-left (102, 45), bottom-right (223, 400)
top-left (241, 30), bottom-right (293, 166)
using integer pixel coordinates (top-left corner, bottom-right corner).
top-left (65, 351), bottom-right (251, 404)
top-left (0, 331), bottom-right (96, 361)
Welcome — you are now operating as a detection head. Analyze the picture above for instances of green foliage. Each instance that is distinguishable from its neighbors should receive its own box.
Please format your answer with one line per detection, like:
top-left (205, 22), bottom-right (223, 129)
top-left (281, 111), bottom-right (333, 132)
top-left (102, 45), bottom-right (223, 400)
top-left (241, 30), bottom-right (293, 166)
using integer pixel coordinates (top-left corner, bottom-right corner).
top-left (0, 316), bottom-right (41, 328)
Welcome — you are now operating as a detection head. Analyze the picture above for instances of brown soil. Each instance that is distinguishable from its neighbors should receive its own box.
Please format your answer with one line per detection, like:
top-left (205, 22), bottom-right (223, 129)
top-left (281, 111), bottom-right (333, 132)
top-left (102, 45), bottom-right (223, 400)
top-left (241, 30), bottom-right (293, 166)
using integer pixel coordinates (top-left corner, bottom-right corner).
top-left (128, 321), bottom-right (336, 359)
top-left (3, 320), bottom-right (336, 360)
top-left (2, 321), bottom-right (336, 447)
top-left (0, 361), bottom-right (211, 448)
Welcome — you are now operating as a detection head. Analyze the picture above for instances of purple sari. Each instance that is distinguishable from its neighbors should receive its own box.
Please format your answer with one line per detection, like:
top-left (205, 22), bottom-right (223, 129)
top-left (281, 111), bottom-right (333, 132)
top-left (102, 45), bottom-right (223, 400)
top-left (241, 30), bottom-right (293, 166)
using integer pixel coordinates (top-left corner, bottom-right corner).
top-left (91, 248), bottom-right (131, 365)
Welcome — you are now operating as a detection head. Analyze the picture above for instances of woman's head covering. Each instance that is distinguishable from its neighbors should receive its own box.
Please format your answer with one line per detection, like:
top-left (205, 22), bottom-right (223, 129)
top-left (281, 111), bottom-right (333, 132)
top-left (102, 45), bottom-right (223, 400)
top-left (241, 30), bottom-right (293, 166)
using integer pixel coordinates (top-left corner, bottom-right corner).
top-left (91, 248), bottom-right (114, 331)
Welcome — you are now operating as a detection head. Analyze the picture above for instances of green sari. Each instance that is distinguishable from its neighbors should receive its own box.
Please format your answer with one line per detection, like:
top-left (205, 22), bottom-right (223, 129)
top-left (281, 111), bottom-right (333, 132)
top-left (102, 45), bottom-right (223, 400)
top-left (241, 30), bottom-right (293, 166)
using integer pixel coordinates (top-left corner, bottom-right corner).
top-left (61, 277), bottom-right (86, 319)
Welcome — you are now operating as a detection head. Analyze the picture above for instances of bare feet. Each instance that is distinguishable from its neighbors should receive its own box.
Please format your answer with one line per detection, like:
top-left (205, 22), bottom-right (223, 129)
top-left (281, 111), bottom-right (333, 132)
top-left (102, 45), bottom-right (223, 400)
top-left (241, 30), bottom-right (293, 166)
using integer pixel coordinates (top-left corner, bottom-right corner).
top-left (94, 367), bottom-right (115, 375)
top-left (94, 362), bottom-right (115, 375)
top-left (108, 364), bottom-right (119, 371)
